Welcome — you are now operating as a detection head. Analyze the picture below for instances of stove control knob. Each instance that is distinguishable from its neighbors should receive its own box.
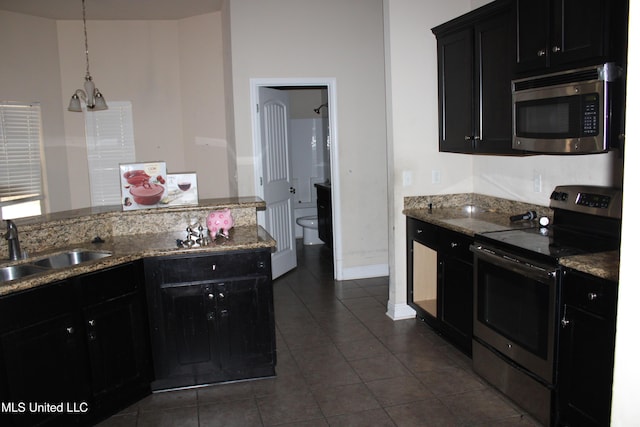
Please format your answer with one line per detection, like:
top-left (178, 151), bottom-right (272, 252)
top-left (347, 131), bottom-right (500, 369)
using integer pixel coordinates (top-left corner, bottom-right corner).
top-left (539, 216), bottom-right (550, 227)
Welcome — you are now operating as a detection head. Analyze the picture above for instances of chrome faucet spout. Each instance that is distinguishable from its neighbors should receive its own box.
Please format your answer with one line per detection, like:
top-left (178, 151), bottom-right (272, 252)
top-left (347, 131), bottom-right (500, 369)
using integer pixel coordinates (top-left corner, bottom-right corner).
top-left (5, 220), bottom-right (22, 261)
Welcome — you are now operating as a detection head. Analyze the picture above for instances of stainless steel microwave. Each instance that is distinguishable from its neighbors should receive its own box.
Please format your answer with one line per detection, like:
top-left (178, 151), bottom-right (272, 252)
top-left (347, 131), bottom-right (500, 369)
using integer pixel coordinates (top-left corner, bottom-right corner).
top-left (512, 63), bottom-right (623, 154)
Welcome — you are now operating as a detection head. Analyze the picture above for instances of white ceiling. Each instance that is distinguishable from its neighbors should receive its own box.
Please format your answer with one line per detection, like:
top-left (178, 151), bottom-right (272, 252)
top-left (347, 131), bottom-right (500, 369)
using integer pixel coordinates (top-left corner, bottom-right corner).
top-left (0, 0), bottom-right (222, 20)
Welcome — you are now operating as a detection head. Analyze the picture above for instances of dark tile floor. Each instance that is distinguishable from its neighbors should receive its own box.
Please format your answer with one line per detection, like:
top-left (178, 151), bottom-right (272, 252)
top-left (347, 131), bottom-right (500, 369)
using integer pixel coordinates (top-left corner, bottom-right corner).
top-left (100, 241), bottom-right (542, 426)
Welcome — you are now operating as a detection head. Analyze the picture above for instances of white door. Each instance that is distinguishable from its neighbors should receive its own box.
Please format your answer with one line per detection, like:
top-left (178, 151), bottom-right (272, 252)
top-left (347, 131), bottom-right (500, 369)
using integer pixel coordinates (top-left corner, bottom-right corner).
top-left (259, 87), bottom-right (297, 279)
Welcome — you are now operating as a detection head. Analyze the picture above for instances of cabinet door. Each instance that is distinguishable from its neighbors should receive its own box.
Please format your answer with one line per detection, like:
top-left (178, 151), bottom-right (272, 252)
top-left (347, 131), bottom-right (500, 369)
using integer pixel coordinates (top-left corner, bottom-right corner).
top-left (83, 293), bottom-right (151, 406)
top-left (475, 10), bottom-right (518, 154)
top-left (156, 283), bottom-right (220, 388)
top-left (515, 0), bottom-right (551, 73)
top-left (0, 314), bottom-right (87, 426)
top-left (216, 277), bottom-right (276, 378)
top-left (438, 29), bottom-right (475, 153)
top-left (77, 262), bottom-right (151, 414)
top-left (558, 305), bottom-right (615, 426)
top-left (550, 0), bottom-right (606, 68)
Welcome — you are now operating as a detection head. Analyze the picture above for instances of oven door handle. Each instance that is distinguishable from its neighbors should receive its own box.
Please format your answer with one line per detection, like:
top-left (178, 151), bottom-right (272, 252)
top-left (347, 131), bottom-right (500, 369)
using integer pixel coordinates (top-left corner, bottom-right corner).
top-left (470, 244), bottom-right (557, 284)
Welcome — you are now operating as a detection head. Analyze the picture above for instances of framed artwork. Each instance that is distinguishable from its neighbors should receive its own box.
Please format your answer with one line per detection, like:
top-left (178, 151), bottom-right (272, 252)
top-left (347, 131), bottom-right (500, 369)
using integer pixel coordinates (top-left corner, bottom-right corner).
top-left (119, 162), bottom-right (168, 211)
top-left (163, 173), bottom-right (199, 206)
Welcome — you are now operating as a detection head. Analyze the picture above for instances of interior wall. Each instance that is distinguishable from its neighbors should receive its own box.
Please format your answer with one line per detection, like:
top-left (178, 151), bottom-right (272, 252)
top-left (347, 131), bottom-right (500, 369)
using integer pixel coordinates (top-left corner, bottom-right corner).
top-left (0, 11), bottom-right (71, 213)
top-left (0, 12), bottom-right (231, 212)
top-left (613, 1), bottom-right (640, 422)
top-left (228, 0), bottom-right (389, 275)
top-left (178, 13), bottom-right (230, 198)
top-left (473, 153), bottom-right (623, 205)
top-left (57, 19), bottom-right (185, 208)
top-left (384, 0), bottom-right (474, 317)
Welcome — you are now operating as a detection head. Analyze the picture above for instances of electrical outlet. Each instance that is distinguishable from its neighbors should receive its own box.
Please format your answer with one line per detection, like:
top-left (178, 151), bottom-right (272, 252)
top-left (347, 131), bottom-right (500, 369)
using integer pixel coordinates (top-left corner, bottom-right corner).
top-left (432, 170), bottom-right (441, 184)
top-left (533, 172), bottom-right (542, 192)
top-left (402, 170), bottom-right (412, 187)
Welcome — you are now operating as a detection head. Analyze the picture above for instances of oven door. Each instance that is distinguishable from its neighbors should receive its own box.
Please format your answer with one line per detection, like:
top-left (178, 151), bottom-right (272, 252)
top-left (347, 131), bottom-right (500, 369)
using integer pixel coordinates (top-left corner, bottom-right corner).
top-left (471, 244), bottom-right (559, 384)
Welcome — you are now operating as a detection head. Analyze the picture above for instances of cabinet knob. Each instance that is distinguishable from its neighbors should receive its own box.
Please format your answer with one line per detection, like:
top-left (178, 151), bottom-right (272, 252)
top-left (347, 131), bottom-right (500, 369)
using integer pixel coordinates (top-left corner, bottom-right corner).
top-left (66, 327), bottom-right (74, 335)
top-left (561, 318), bottom-right (571, 328)
top-left (208, 293), bottom-right (215, 300)
top-left (450, 242), bottom-right (458, 248)
top-left (218, 292), bottom-right (225, 300)
top-left (587, 292), bottom-right (598, 301)
top-left (537, 49), bottom-right (547, 57)
top-left (88, 332), bottom-right (97, 341)
top-left (416, 229), bottom-right (423, 234)
top-left (88, 319), bottom-right (96, 327)
top-left (551, 45), bottom-right (561, 53)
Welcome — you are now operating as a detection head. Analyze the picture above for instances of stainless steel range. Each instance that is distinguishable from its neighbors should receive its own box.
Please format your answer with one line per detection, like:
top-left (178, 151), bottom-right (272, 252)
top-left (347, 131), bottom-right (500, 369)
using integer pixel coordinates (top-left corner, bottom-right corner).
top-left (470, 185), bottom-right (622, 427)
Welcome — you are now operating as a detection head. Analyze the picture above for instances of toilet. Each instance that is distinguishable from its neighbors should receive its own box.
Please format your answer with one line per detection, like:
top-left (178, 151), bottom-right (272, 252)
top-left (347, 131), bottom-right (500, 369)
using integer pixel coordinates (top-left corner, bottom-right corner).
top-left (296, 215), bottom-right (324, 245)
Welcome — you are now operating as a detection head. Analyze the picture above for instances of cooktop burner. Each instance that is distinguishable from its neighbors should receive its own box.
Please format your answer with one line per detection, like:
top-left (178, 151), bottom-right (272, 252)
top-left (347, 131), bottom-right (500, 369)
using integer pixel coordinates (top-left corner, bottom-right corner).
top-left (473, 185), bottom-right (622, 264)
top-left (476, 226), bottom-right (620, 260)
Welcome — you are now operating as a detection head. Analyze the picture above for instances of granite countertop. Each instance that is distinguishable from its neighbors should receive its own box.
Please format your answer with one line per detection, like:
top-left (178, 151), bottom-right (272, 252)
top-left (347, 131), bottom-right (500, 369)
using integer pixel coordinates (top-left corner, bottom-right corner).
top-left (0, 225), bottom-right (276, 297)
top-left (560, 251), bottom-right (620, 282)
top-left (403, 194), bottom-right (619, 281)
top-left (403, 206), bottom-right (539, 236)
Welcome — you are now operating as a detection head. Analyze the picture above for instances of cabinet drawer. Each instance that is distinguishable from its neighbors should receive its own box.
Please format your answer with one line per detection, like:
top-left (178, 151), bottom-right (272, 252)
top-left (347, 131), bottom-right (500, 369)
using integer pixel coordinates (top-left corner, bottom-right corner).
top-left (0, 280), bottom-right (74, 332)
top-left (146, 249), bottom-right (271, 285)
top-left (407, 218), bottom-right (437, 247)
top-left (437, 228), bottom-right (473, 263)
top-left (563, 270), bottom-right (617, 318)
top-left (75, 261), bottom-right (142, 306)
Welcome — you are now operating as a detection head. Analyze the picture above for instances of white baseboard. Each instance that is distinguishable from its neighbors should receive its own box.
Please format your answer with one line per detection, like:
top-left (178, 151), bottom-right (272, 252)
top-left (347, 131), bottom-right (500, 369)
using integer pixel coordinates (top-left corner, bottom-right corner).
top-left (386, 302), bottom-right (416, 320)
top-left (337, 263), bottom-right (389, 280)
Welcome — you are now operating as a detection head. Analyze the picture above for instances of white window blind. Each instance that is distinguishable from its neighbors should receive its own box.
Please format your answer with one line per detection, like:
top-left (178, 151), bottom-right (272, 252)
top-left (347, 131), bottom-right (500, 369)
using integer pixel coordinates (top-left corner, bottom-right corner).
top-left (0, 103), bottom-right (44, 217)
top-left (84, 101), bottom-right (136, 206)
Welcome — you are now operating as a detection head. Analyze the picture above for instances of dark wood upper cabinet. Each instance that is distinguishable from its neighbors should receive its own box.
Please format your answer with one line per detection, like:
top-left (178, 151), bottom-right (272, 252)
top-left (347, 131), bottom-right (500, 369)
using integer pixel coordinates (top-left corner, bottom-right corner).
top-left (515, 0), bottom-right (629, 75)
top-left (433, 0), bottom-right (522, 155)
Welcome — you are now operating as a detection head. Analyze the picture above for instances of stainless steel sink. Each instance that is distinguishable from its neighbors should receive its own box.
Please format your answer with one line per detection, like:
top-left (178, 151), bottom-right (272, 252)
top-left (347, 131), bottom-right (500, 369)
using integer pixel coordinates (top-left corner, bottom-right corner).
top-left (0, 250), bottom-right (113, 285)
top-left (32, 250), bottom-right (112, 269)
top-left (0, 264), bottom-right (49, 283)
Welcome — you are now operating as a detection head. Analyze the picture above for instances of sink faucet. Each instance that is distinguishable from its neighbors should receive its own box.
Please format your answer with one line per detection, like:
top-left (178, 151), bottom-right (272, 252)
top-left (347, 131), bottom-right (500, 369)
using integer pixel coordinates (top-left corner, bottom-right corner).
top-left (4, 220), bottom-right (22, 261)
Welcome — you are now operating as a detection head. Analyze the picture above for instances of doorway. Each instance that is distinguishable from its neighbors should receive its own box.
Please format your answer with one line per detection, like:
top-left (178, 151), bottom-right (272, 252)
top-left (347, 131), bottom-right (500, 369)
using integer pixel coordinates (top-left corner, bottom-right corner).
top-left (251, 78), bottom-right (340, 280)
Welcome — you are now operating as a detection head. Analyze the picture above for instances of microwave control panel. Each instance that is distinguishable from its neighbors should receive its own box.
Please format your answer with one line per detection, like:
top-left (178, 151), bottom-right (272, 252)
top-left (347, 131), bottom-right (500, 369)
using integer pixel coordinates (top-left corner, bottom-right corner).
top-left (581, 94), bottom-right (599, 136)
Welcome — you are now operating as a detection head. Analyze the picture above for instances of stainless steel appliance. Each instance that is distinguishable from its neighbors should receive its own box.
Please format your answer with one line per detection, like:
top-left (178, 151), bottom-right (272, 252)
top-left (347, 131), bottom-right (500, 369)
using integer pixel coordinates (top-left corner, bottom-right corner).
top-left (512, 63), bottom-right (623, 154)
top-left (470, 185), bottom-right (622, 426)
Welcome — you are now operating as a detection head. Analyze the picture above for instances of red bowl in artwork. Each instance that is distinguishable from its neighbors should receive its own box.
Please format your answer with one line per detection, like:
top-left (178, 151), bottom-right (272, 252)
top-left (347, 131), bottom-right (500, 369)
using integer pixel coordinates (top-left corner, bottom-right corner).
top-left (129, 183), bottom-right (164, 205)
top-left (123, 170), bottom-right (150, 186)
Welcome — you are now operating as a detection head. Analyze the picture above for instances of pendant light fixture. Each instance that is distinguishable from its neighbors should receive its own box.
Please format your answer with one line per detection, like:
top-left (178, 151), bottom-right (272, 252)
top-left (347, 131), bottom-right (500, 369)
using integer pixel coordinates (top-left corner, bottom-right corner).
top-left (68, 0), bottom-right (107, 112)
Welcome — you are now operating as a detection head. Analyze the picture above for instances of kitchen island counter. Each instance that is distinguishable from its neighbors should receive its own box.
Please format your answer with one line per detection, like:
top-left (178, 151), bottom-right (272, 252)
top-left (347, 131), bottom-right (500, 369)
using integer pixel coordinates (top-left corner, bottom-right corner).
top-left (0, 196), bottom-right (275, 296)
top-left (0, 225), bottom-right (275, 297)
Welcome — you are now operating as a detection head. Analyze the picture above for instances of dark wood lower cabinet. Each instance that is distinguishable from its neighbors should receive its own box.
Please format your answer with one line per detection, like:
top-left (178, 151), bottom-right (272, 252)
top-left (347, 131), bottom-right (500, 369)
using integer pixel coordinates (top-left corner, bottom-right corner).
top-left (77, 262), bottom-right (152, 418)
top-left (407, 217), bottom-right (473, 355)
top-left (0, 262), bottom-right (151, 427)
top-left (557, 269), bottom-right (618, 427)
top-left (0, 249), bottom-right (275, 425)
top-left (145, 248), bottom-right (276, 391)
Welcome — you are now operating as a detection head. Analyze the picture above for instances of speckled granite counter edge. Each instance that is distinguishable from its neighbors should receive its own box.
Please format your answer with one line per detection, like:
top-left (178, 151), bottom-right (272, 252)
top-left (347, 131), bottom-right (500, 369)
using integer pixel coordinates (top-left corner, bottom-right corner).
top-left (0, 225), bottom-right (276, 297)
top-left (404, 193), bottom-right (554, 218)
top-left (1, 197), bottom-right (266, 260)
top-left (403, 193), bottom-right (618, 281)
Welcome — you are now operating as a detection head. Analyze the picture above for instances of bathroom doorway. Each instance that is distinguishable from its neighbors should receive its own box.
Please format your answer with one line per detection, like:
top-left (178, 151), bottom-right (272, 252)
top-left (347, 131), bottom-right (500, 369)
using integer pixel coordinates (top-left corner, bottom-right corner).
top-left (251, 78), bottom-right (340, 280)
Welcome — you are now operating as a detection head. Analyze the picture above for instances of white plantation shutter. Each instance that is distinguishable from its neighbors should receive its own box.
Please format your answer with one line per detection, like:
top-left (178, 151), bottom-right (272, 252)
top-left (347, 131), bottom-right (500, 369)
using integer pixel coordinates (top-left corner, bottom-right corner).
top-left (84, 101), bottom-right (136, 206)
top-left (0, 103), bottom-right (44, 216)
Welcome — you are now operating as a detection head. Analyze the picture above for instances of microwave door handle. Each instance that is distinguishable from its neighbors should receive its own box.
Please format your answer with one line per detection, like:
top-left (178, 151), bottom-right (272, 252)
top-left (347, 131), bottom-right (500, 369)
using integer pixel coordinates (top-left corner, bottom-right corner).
top-left (470, 244), bottom-right (557, 284)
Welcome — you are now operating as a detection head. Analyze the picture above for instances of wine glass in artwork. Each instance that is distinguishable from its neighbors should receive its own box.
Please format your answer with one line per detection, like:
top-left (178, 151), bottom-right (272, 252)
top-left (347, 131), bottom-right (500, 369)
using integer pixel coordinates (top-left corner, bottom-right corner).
top-left (178, 181), bottom-right (191, 192)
